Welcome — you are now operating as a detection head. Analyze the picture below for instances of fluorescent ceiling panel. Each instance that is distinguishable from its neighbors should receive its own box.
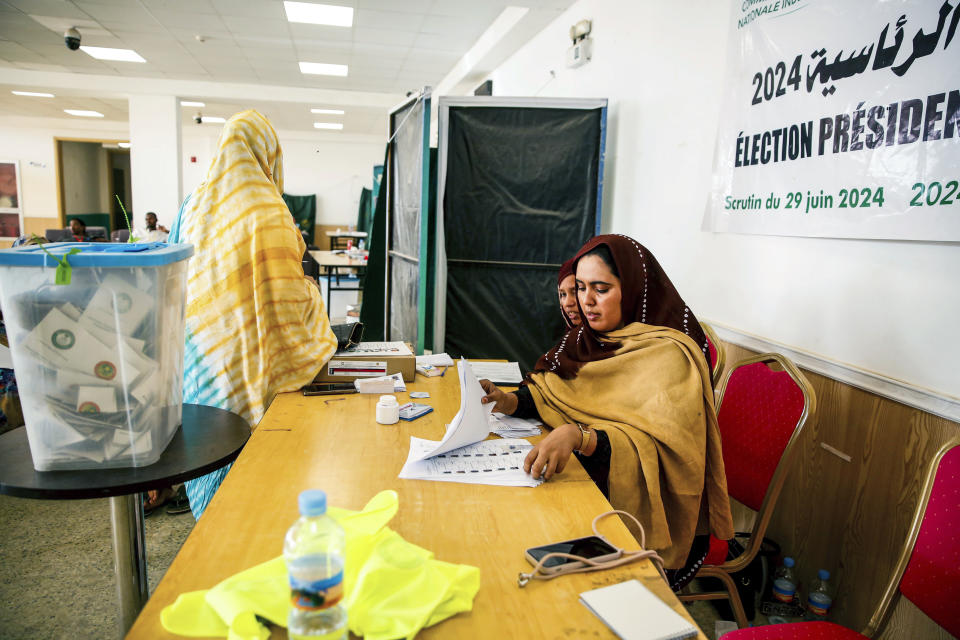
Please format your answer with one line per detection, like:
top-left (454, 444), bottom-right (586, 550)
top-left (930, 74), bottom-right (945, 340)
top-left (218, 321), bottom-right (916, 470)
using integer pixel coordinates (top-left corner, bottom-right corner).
top-left (80, 46), bottom-right (146, 62)
top-left (64, 109), bottom-right (104, 117)
top-left (284, 2), bottom-right (353, 27)
top-left (118, 142), bottom-right (131, 148)
top-left (12, 91), bottom-right (54, 97)
top-left (299, 62), bottom-right (348, 76)
top-left (181, 101), bottom-right (205, 107)
top-left (314, 122), bottom-right (343, 130)
top-left (311, 108), bottom-right (344, 114)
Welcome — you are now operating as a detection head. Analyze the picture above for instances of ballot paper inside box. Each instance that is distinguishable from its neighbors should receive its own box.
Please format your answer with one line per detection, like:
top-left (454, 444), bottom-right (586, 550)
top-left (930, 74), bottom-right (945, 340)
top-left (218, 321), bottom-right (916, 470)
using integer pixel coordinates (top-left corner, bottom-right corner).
top-left (0, 242), bottom-right (193, 471)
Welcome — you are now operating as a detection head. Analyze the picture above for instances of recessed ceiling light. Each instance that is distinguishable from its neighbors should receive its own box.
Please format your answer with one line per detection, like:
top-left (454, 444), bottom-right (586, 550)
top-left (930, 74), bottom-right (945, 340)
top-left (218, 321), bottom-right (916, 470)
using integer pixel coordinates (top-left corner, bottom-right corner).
top-left (284, 2), bottom-right (353, 27)
top-left (181, 101), bottom-right (205, 107)
top-left (311, 108), bottom-right (344, 115)
top-left (314, 122), bottom-right (343, 130)
top-left (201, 116), bottom-right (225, 124)
top-left (80, 46), bottom-right (146, 63)
top-left (118, 142), bottom-right (131, 148)
top-left (64, 109), bottom-right (104, 117)
top-left (299, 62), bottom-right (348, 76)
top-left (12, 90), bottom-right (54, 98)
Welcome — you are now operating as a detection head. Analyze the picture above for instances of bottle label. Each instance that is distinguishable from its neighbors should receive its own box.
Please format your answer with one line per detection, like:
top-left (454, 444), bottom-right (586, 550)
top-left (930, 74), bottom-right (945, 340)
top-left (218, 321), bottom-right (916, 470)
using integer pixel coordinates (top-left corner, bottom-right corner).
top-left (772, 578), bottom-right (796, 603)
top-left (808, 592), bottom-right (832, 616)
top-left (289, 569), bottom-right (343, 612)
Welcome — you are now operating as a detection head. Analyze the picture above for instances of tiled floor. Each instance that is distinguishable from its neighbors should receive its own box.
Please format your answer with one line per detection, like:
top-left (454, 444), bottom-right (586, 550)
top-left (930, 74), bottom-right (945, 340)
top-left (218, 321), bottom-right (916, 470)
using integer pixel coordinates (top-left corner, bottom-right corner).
top-left (0, 493), bottom-right (194, 639)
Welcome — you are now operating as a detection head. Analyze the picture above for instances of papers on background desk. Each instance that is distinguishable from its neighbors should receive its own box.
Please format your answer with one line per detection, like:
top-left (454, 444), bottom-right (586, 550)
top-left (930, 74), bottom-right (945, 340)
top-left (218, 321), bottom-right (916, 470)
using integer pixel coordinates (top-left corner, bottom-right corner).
top-left (399, 358), bottom-right (542, 487)
top-left (467, 360), bottom-right (523, 385)
top-left (416, 352), bottom-right (454, 367)
top-left (399, 437), bottom-right (542, 487)
top-left (489, 412), bottom-right (541, 438)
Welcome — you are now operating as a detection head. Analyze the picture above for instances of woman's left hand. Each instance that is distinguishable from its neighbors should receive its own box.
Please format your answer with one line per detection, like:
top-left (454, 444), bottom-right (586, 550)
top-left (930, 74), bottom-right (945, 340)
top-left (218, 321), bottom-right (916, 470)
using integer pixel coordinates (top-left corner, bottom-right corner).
top-left (524, 423), bottom-right (582, 481)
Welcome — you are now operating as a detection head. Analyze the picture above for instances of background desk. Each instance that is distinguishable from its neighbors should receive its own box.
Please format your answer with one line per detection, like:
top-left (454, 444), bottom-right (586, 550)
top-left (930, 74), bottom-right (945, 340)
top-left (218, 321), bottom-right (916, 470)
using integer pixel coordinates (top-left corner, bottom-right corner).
top-left (324, 230), bottom-right (368, 250)
top-left (309, 249), bottom-right (367, 312)
top-left (128, 373), bottom-right (706, 639)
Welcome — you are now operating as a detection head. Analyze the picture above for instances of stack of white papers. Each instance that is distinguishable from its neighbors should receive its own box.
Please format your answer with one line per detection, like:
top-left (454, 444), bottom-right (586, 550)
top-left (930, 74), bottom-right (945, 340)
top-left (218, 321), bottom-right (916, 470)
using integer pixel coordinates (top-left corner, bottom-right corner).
top-left (415, 352), bottom-right (455, 367)
top-left (399, 437), bottom-right (542, 487)
top-left (468, 360), bottom-right (523, 385)
top-left (489, 412), bottom-right (542, 438)
top-left (354, 372), bottom-right (405, 393)
top-left (398, 359), bottom-right (542, 488)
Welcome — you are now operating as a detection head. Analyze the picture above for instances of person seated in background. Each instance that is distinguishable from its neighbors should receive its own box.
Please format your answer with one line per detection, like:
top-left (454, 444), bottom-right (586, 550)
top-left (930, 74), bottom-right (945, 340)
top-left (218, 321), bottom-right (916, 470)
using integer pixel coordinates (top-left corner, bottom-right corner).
top-left (557, 257), bottom-right (581, 328)
top-left (167, 109), bottom-right (338, 520)
top-left (136, 211), bottom-right (169, 242)
top-left (69, 218), bottom-right (90, 242)
top-left (480, 234), bottom-right (732, 591)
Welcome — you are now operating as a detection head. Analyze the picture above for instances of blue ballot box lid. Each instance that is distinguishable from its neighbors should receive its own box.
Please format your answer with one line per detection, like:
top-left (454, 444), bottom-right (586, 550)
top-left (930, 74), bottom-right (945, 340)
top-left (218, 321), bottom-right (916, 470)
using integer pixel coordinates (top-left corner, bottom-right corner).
top-left (0, 242), bottom-right (194, 268)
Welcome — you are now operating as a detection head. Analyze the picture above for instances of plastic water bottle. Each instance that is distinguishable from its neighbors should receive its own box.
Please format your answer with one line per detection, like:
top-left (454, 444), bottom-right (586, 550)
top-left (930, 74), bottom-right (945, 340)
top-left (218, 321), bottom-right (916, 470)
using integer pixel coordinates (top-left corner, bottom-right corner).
top-left (284, 490), bottom-right (347, 639)
top-left (805, 569), bottom-right (834, 621)
top-left (772, 556), bottom-right (797, 603)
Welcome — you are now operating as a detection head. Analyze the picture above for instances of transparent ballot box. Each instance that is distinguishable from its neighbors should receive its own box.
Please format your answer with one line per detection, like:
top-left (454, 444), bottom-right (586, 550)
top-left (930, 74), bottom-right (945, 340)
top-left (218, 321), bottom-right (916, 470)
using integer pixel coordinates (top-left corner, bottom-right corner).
top-left (0, 242), bottom-right (194, 470)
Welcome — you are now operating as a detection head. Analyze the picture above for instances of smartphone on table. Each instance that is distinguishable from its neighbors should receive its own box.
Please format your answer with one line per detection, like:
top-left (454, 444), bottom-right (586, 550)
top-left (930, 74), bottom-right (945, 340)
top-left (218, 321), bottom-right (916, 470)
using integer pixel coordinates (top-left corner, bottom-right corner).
top-left (524, 535), bottom-right (621, 575)
top-left (301, 382), bottom-right (357, 396)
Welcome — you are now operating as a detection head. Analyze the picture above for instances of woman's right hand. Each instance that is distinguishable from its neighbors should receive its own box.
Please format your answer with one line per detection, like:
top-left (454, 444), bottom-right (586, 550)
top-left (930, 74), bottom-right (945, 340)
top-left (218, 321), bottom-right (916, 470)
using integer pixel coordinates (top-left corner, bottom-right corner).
top-left (480, 379), bottom-right (518, 415)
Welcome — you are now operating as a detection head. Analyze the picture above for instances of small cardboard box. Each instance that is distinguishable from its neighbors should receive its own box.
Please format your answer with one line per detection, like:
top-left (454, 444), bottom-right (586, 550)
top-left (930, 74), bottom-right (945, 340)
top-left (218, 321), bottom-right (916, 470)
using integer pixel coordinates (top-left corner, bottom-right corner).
top-left (314, 341), bottom-right (416, 382)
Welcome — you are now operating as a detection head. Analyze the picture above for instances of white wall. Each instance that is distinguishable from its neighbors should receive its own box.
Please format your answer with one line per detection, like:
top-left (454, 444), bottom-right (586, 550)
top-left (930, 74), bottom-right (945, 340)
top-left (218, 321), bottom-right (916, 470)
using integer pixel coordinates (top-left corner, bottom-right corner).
top-left (181, 127), bottom-right (384, 228)
top-left (0, 117), bottom-right (129, 222)
top-left (486, 0), bottom-right (960, 399)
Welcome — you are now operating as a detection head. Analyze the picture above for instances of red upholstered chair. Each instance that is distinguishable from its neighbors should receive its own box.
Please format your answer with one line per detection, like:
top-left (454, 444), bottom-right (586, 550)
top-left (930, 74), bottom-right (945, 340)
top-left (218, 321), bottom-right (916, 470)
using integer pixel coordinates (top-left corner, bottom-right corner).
top-left (720, 438), bottom-right (960, 639)
top-left (678, 353), bottom-right (815, 628)
top-left (700, 321), bottom-right (725, 386)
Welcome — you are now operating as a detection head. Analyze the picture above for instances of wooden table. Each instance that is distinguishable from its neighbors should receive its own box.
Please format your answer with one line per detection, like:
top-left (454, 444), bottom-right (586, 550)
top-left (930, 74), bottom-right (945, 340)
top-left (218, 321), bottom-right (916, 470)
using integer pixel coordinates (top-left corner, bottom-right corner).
top-left (309, 250), bottom-right (368, 311)
top-left (127, 373), bottom-right (707, 639)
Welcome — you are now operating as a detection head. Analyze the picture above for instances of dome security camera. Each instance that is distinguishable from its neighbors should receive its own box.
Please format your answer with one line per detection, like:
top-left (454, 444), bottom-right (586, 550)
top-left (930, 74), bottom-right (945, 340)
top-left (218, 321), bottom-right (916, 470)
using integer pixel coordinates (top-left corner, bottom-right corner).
top-left (194, 113), bottom-right (203, 124)
top-left (64, 27), bottom-right (81, 50)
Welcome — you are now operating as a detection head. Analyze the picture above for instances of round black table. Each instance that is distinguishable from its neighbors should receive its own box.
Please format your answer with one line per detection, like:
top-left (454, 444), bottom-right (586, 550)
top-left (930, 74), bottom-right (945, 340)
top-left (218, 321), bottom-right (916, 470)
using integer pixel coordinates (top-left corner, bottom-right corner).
top-left (0, 404), bottom-right (249, 637)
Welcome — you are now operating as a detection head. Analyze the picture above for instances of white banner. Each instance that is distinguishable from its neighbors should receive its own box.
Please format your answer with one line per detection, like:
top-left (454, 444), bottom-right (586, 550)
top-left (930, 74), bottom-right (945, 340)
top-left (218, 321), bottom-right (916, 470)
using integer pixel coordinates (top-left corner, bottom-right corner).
top-left (704, 0), bottom-right (960, 240)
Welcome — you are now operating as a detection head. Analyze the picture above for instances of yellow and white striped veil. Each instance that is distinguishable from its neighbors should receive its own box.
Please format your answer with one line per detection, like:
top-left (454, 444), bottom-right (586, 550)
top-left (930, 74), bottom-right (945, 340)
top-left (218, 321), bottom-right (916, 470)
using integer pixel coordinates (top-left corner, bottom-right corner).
top-left (176, 109), bottom-right (336, 428)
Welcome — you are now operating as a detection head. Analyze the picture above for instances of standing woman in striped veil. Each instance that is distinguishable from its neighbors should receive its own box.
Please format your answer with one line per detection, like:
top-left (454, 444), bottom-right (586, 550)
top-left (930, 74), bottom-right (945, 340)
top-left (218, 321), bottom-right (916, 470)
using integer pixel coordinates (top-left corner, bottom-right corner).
top-left (167, 110), bottom-right (338, 519)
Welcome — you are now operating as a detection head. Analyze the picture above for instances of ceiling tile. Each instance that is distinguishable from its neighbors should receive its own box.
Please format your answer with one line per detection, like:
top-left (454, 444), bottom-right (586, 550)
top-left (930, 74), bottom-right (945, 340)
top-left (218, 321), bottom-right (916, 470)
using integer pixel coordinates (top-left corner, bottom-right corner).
top-left (74, 2), bottom-right (158, 24)
top-left (140, 0), bottom-right (217, 14)
top-left (221, 16), bottom-right (289, 37)
top-left (8, 0), bottom-right (92, 19)
top-left (209, 0), bottom-right (285, 20)
top-left (358, 0), bottom-right (431, 11)
top-left (149, 9), bottom-right (227, 30)
top-left (352, 27), bottom-right (416, 47)
top-left (354, 9), bottom-right (424, 31)
top-left (289, 23), bottom-right (352, 42)
top-left (413, 31), bottom-right (468, 52)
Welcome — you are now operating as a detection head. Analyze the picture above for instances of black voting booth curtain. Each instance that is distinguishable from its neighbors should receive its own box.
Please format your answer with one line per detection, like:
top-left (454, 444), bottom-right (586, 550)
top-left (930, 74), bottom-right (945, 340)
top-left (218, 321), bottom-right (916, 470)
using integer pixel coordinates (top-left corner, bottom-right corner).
top-left (359, 145), bottom-right (391, 341)
top-left (282, 193), bottom-right (316, 245)
top-left (443, 106), bottom-right (603, 371)
top-left (357, 187), bottom-right (373, 234)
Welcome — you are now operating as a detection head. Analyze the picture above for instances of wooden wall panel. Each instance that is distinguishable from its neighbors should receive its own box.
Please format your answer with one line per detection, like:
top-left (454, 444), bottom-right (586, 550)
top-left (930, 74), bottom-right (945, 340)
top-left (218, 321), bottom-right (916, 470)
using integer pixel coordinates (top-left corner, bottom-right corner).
top-left (717, 341), bottom-right (959, 637)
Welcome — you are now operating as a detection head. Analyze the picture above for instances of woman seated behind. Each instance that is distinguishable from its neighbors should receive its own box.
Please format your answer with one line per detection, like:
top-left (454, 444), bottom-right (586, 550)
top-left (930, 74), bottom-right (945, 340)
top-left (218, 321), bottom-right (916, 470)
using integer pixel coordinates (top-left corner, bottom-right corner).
top-left (481, 234), bottom-right (733, 585)
top-left (168, 110), bottom-right (338, 519)
top-left (557, 257), bottom-right (581, 328)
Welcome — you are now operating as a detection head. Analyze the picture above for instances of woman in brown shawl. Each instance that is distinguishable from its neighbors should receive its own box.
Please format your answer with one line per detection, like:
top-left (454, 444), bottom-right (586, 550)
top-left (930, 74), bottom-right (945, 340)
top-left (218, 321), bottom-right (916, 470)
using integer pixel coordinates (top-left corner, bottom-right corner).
top-left (481, 234), bottom-right (733, 588)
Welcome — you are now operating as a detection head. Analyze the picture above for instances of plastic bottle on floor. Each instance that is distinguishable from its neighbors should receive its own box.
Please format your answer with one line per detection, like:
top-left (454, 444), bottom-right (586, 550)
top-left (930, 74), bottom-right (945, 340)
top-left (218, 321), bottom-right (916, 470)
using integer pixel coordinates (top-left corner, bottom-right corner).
top-left (772, 556), bottom-right (797, 604)
top-left (805, 569), bottom-right (834, 621)
top-left (284, 490), bottom-right (347, 639)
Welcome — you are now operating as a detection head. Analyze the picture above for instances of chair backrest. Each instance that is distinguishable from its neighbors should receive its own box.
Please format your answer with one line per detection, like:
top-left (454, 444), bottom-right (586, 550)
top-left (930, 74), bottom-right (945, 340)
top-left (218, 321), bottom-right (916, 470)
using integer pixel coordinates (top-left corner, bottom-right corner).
top-left (864, 439), bottom-right (960, 637)
top-left (700, 321), bottom-right (725, 386)
top-left (716, 353), bottom-right (814, 513)
top-left (86, 226), bottom-right (107, 240)
top-left (111, 229), bottom-right (130, 242)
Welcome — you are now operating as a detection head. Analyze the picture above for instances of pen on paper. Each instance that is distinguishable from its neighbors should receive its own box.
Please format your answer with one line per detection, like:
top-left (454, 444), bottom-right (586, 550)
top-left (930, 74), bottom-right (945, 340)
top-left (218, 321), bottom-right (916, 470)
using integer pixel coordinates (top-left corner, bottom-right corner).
top-left (324, 397), bottom-right (346, 405)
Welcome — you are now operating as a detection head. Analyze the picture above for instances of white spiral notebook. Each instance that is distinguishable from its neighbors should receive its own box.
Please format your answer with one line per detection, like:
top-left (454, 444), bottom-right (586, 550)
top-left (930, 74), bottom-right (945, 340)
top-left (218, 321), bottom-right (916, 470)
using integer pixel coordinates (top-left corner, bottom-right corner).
top-left (579, 579), bottom-right (699, 640)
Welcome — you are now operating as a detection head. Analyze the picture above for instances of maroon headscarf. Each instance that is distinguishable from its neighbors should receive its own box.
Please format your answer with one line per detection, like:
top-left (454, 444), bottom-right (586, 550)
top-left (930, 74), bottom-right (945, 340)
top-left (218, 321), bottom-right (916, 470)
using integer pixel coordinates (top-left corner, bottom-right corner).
top-left (557, 257), bottom-right (577, 328)
top-left (535, 234), bottom-right (711, 379)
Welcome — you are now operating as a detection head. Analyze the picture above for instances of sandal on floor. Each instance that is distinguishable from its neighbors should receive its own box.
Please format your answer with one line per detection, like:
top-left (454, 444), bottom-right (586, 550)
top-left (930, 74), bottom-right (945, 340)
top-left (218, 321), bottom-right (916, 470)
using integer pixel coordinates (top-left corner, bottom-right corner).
top-left (143, 486), bottom-right (175, 517)
top-left (165, 485), bottom-right (191, 515)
